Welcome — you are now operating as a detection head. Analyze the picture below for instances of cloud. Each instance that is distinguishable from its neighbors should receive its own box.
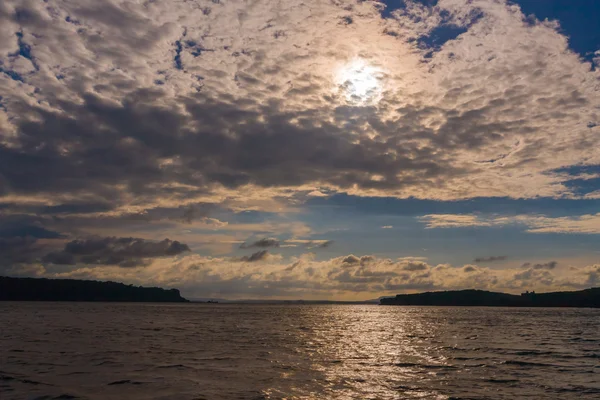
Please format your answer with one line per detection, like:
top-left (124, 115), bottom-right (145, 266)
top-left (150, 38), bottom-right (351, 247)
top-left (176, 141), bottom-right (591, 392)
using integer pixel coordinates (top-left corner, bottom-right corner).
top-left (474, 256), bottom-right (508, 263)
top-left (238, 250), bottom-right (271, 263)
top-left (0, 0), bottom-right (598, 221)
top-left (10, 252), bottom-right (597, 300)
top-left (0, 236), bottom-right (42, 266)
top-left (521, 261), bottom-right (558, 270)
top-left (0, 224), bottom-right (64, 239)
top-left (516, 214), bottom-right (600, 234)
top-left (284, 239), bottom-right (333, 249)
top-left (419, 214), bottom-right (499, 229)
top-left (315, 240), bottom-right (334, 249)
top-left (240, 238), bottom-right (280, 249)
top-left (571, 264), bottom-right (600, 287)
top-left (340, 255), bottom-right (375, 266)
top-left (420, 213), bottom-right (600, 233)
top-left (396, 256), bottom-right (428, 262)
top-left (41, 236), bottom-right (190, 268)
top-left (402, 262), bottom-right (429, 272)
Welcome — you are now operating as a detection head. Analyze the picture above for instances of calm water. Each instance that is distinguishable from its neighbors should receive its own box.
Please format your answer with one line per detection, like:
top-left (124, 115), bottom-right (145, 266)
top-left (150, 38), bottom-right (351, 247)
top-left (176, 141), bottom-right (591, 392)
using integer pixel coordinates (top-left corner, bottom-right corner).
top-left (1, 303), bottom-right (599, 400)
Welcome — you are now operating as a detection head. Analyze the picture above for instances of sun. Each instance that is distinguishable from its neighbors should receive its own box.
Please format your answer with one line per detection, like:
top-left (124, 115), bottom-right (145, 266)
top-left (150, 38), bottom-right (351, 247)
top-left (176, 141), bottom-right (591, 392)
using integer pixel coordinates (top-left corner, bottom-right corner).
top-left (335, 59), bottom-right (384, 104)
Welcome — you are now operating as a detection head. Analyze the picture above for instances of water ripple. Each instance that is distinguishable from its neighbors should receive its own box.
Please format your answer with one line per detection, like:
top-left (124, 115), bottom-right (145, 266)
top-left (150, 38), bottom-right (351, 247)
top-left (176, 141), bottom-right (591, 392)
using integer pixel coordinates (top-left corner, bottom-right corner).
top-left (0, 303), bottom-right (599, 399)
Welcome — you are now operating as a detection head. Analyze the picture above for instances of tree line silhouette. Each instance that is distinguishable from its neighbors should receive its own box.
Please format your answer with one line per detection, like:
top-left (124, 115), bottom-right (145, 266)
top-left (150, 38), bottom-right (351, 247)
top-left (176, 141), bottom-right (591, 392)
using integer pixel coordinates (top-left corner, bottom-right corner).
top-left (380, 288), bottom-right (600, 307)
top-left (0, 276), bottom-right (188, 302)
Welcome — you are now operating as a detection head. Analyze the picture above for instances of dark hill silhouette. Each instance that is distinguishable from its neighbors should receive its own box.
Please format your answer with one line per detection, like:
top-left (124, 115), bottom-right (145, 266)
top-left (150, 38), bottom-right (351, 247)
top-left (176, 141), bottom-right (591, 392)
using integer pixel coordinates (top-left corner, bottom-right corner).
top-left (0, 276), bottom-right (188, 302)
top-left (380, 288), bottom-right (600, 308)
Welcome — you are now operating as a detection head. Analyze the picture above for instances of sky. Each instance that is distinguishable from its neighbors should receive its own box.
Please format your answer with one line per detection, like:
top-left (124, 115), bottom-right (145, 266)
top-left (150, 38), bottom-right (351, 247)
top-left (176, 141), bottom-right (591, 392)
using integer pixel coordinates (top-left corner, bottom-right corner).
top-left (0, 0), bottom-right (599, 300)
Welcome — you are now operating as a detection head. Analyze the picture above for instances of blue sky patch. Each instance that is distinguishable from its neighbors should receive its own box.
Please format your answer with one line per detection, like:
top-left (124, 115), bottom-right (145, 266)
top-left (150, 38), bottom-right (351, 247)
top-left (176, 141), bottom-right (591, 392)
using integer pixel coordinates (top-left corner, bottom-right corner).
top-left (306, 194), bottom-right (600, 218)
top-left (381, 0), bottom-right (600, 67)
top-left (512, 0), bottom-right (600, 64)
top-left (0, 67), bottom-right (24, 82)
top-left (418, 24), bottom-right (468, 54)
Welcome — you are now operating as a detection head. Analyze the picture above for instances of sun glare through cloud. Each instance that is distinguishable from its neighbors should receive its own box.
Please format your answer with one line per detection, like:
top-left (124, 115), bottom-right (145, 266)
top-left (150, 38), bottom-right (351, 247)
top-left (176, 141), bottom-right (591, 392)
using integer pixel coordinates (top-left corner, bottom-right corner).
top-left (335, 59), bottom-right (385, 104)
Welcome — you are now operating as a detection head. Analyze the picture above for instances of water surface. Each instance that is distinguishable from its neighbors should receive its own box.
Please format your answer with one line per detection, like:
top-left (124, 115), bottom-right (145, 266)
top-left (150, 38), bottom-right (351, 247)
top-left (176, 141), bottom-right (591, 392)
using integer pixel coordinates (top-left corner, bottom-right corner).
top-left (1, 303), bottom-right (599, 399)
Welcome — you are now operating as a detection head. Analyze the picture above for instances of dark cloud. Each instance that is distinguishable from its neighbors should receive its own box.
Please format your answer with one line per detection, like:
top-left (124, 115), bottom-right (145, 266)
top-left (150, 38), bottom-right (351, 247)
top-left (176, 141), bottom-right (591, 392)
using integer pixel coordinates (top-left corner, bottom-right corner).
top-left (310, 240), bottom-right (334, 249)
top-left (0, 236), bottom-right (42, 267)
top-left (238, 250), bottom-right (270, 263)
top-left (42, 237), bottom-right (190, 267)
top-left (40, 203), bottom-right (113, 215)
top-left (341, 255), bottom-right (360, 264)
top-left (0, 86), bottom-right (465, 209)
top-left (0, 224), bottom-right (63, 239)
top-left (0, 213), bottom-right (65, 239)
top-left (474, 256), bottom-right (508, 263)
top-left (521, 261), bottom-right (558, 270)
top-left (0, 215), bottom-right (67, 271)
top-left (0, 202), bottom-right (224, 249)
top-left (181, 206), bottom-right (200, 224)
top-left (402, 262), bottom-right (428, 271)
top-left (341, 255), bottom-right (374, 266)
top-left (240, 238), bottom-right (280, 249)
top-left (41, 250), bottom-right (76, 266)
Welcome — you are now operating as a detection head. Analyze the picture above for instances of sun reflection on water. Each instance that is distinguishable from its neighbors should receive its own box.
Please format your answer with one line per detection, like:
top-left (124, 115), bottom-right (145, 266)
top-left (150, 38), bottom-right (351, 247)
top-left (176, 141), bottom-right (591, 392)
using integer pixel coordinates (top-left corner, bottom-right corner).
top-left (2, 303), bottom-right (597, 399)
top-left (266, 305), bottom-right (451, 399)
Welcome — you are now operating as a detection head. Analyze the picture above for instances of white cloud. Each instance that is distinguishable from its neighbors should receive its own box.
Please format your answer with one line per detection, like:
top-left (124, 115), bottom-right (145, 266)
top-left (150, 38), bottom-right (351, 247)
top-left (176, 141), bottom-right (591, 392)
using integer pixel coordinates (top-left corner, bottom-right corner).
top-left (419, 214), bottom-right (503, 229)
top-left (420, 212), bottom-right (600, 234)
top-left (9, 252), bottom-right (596, 300)
top-left (517, 214), bottom-right (600, 234)
top-left (0, 0), bottom-right (598, 211)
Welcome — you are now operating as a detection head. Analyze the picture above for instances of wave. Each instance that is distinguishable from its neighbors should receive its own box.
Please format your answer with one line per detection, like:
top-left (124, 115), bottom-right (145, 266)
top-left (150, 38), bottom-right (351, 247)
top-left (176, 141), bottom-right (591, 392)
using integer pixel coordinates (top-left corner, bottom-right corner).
top-left (107, 379), bottom-right (144, 386)
top-left (394, 362), bottom-right (456, 370)
top-left (502, 360), bottom-right (558, 367)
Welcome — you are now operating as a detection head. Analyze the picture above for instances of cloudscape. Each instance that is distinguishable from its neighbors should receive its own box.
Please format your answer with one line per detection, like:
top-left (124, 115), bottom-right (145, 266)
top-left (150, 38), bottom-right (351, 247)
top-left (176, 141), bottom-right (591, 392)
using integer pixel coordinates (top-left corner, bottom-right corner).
top-left (1, 0), bottom-right (599, 300)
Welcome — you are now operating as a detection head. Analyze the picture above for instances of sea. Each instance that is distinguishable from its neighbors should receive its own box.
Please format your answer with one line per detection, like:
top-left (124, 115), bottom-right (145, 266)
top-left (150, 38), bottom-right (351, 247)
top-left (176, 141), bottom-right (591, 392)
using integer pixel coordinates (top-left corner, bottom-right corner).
top-left (1, 303), bottom-right (599, 400)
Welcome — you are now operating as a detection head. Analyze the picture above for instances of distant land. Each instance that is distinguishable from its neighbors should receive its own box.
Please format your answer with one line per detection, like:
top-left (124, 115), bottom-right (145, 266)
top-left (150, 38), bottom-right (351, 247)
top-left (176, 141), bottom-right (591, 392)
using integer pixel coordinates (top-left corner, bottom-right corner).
top-left (0, 276), bottom-right (188, 302)
top-left (380, 288), bottom-right (600, 308)
top-left (188, 298), bottom-right (379, 304)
